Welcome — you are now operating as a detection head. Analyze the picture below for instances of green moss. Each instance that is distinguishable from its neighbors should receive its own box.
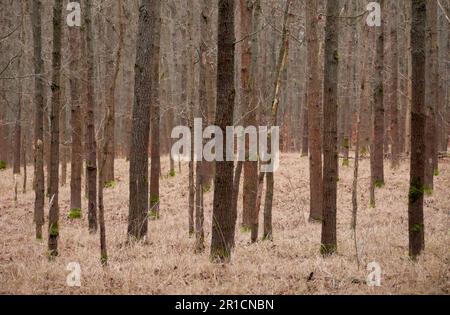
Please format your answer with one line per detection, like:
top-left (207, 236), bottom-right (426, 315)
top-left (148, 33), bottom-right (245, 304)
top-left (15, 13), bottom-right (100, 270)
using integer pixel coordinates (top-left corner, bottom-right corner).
top-left (412, 223), bottom-right (423, 233)
top-left (100, 255), bottom-right (108, 266)
top-left (342, 138), bottom-right (350, 150)
top-left (342, 158), bottom-right (350, 167)
top-left (150, 195), bottom-right (159, 205)
top-left (320, 243), bottom-right (337, 256)
top-left (104, 180), bottom-right (116, 189)
top-left (423, 185), bottom-right (433, 196)
top-left (374, 180), bottom-right (385, 188)
top-left (169, 169), bottom-right (176, 177)
top-left (434, 169), bottom-right (440, 177)
top-left (0, 160), bottom-right (6, 170)
top-left (333, 50), bottom-right (339, 62)
top-left (409, 184), bottom-right (423, 203)
top-left (148, 209), bottom-right (160, 220)
top-left (68, 208), bottom-right (82, 219)
top-left (240, 226), bottom-right (251, 233)
top-left (49, 223), bottom-right (59, 237)
top-left (47, 249), bottom-right (58, 259)
top-left (360, 146), bottom-right (368, 157)
top-left (202, 183), bottom-right (211, 193)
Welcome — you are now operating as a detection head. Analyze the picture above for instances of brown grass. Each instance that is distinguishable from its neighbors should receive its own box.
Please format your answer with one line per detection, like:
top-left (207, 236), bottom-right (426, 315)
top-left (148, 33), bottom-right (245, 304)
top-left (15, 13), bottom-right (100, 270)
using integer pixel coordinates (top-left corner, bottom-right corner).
top-left (0, 153), bottom-right (448, 294)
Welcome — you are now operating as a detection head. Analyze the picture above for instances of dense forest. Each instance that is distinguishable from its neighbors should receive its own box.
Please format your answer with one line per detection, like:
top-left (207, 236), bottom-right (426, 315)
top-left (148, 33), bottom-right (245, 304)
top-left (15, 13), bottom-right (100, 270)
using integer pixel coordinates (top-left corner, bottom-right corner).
top-left (0, 0), bottom-right (449, 295)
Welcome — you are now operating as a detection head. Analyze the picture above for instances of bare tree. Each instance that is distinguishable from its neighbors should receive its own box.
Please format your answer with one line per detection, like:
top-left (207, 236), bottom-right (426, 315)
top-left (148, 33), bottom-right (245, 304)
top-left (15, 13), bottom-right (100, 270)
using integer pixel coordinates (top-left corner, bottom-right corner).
top-left (85, 0), bottom-right (98, 233)
top-left (320, 0), bottom-right (340, 256)
top-left (408, 0), bottom-right (427, 259)
top-left (48, 0), bottom-right (63, 257)
top-left (128, 0), bottom-right (157, 240)
top-left (210, 0), bottom-right (236, 263)
top-left (306, 0), bottom-right (322, 222)
top-left (31, 0), bottom-right (45, 240)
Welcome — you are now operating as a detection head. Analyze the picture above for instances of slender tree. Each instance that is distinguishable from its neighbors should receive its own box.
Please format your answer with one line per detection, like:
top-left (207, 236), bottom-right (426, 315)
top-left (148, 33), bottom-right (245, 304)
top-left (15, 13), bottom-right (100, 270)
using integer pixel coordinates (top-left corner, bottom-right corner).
top-left (240, 0), bottom-right (259, 232)
top-left (306, 0), bottom-right (323, 221)
top-left (408, 0), bottom-right (427, 259)
top-left (210, 0), bottom-right (236, 263)
top-left (320, 0), bottom-right (340, 256)
top-left (150, 0), bottom-right (161, 219)
top-left (69, 0), bottom-right (82, 214)
top-left (389, 0), bottom-right (400, 169)
top-left (31, 0), bottom-right (45, 240)
top-left (128, 0), bottom-right (157, 240)
top-left (372, 0), bottom-right (385, 188)
top-left (85, 0), bottom-right (98, 233)
top-left (424, 0), bottom-right (439, 190)
top-left (48, 0), bottom-right (63, 257)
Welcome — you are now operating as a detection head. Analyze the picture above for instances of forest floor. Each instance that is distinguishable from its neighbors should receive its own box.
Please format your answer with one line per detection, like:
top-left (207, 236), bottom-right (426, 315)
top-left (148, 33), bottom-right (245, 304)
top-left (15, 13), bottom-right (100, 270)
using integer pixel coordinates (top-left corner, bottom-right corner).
top-left (0, 153), bottom-right (449, 294)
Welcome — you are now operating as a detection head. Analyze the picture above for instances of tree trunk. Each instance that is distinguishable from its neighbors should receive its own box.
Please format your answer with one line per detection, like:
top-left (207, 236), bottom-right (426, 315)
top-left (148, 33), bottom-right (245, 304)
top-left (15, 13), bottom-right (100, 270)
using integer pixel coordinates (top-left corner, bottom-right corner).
top-left (210, 0), bottom-right (236, 263)
top-left (424, 0), bottom-right (438, 190)
top-left (389, 0), bottom-right (400, 169)
top-left (85, 0), bottom-right (98, 234)
top-left (128, 0), bottom-right (157, 240)
top-left (69, 0), bottom-right (82, 213)
top-left (408, 0), bottom-right (426, 259)
top-left (372, 0), bottom-right (385, 188)
top-left (320, 0), bottom-right (340, 256)
top-left (48, 0), bottom-right (63, 257)
top-left (240, 0), bottom-right (253, 230)
top-left (306, 0), bottom-right (322, 222)
top-left (262, 0), bottom-right (291, 242)
top-left (150, 1), bottom-right (161, 219)
top-left (31, 0), bottom-right (45, 240)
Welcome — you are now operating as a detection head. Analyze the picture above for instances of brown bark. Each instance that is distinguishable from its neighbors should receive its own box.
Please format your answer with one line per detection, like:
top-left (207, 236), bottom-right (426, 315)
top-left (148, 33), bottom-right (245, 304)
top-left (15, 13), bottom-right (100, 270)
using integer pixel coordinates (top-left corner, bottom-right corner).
top-left (306, 0), bottom-right (322, 222)
top-left (48, 0), bottom-right (63, 257)
top-left (372, 0), bottom-right (385, 188)
top-left (85, 0), bottom-right (98, 234)
top-left (31, 0), bottom-right (45, 240)
top-left (240, 0), bottom-right (252, 230)
top-left (389, 0), bottom-right (400, 169)
top-left (210, 0), bottom-right (236, 263)
top-left (261, 0), bottom-right (291, 242)
top-left (230, 160), bottom-right (243, 247)
top-left (408, 0), bottom-right (426, 259)
top-left (424, 0), bottom-right (439, 190)
top-left (69, 0), bottom-right (82, 212)
top-left (320, 0), bottom-right (340, 256)
top-left (128, 0), bottom-right (157, 240)
top-left (150, 0), bottom-right (161, 219)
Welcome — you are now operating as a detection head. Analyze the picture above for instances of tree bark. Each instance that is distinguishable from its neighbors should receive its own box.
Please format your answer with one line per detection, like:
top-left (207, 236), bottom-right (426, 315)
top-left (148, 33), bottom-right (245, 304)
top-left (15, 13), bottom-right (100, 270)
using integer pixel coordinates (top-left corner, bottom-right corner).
top-left (128, 0), bottom-right (158, 240)
top-left (48, 0), bottom-right (63, 257)
top-left (424, 0), bottom-right (439, 190)
top-left (408, 0), bottom-right (426, 259)
top-left (306, 0), bottom-right (323, 222)
top-left (85, 0), bottom-right (98, 234)
top-left (210, 0), bottom-right (236, 263)
top-left (320, 0), bottom-right (340, 256)
top-left (31, 0), bottom-right (45, 240)
top-left (69, 0), bottom-right (82, 213)
top-left (150, 0), bottom-right (161, 219)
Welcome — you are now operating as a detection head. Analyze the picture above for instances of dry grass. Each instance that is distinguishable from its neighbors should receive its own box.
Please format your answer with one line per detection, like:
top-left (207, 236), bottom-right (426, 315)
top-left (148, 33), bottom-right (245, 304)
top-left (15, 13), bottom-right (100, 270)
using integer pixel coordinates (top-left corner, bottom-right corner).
top-left (0, 153), bottom-right (448, 295)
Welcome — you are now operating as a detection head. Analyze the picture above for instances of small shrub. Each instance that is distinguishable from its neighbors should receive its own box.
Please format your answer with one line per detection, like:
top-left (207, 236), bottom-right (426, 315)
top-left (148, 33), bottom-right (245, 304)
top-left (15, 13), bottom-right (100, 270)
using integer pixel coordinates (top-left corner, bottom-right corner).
top-left (169, 169), bottom-right (176, 177)
top-left (104, 180), bottom-right (116, 189)
top-left (0, 160), bottom-right (7, 170)
top-left (374, 180), bottom-right (385, 188)
top-left (68, 208), bottom-right (82, 219)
